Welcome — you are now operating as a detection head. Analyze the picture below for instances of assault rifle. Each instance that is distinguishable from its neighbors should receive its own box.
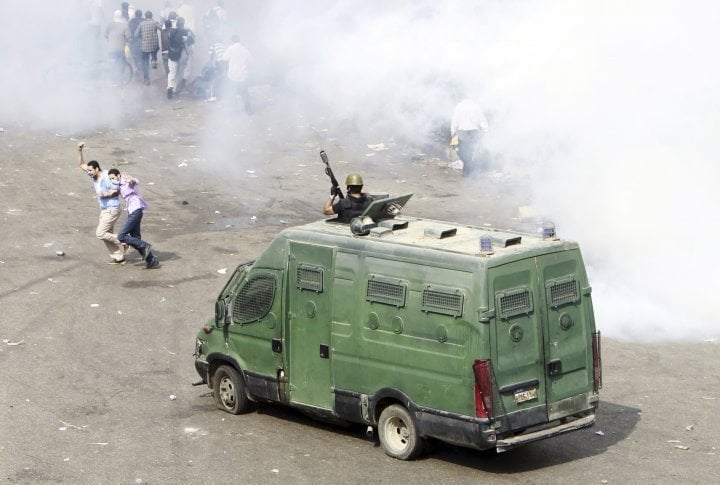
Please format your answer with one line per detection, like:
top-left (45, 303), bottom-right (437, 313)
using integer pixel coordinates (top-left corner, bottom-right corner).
top-left (320, 150), bottom-right (344, 199)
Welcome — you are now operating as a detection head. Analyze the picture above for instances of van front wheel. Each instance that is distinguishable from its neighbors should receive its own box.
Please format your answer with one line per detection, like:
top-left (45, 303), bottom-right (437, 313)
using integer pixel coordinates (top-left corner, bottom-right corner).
top-left (378, 404), bottom-right (424, 460)
top-left (213, 365), bottom-right (250, 415)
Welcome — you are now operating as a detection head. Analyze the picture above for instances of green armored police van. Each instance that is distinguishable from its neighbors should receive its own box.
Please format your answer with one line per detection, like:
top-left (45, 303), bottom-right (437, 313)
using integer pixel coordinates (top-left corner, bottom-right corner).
top-left (193, 194), bottom-right (602, 460)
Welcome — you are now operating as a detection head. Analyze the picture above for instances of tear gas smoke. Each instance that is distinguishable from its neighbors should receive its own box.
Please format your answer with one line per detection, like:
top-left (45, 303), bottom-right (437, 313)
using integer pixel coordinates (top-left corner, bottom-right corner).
top-left (1, 0), bottom-right (717, 341)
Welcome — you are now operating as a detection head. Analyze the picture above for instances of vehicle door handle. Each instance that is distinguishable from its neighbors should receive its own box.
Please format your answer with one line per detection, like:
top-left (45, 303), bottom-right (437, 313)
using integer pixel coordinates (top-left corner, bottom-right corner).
top-left (547, 359), bottom-right (562, 376)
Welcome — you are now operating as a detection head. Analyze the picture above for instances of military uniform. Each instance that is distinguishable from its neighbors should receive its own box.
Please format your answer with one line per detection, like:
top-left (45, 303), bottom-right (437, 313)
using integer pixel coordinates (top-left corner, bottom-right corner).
top-left (332, 194), bottom-right (373, 223)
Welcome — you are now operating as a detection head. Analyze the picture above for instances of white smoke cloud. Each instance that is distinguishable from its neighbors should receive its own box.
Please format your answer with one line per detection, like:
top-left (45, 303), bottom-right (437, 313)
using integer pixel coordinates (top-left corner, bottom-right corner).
top-left (1, 1), bottom-right (718, 341)
top-left (249, 1), bottom-right (720, 341)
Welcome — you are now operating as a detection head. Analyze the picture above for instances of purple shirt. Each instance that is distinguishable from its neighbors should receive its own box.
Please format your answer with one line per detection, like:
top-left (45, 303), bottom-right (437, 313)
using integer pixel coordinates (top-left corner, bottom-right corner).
top-left (119, 177), bottom-right (148, 214)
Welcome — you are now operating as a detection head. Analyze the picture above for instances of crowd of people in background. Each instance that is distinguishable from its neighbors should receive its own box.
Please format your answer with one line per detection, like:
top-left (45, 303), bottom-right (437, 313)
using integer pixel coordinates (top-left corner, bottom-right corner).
top-left (84, 0), bottom-right (252, 112)
top-left (86, 1), bottom-right (490, 175)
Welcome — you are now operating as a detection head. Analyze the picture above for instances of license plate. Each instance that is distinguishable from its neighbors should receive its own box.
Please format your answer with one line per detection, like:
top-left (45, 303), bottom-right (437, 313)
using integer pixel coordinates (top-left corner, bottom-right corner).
top-left (514, 388), bottom-right (538, 403)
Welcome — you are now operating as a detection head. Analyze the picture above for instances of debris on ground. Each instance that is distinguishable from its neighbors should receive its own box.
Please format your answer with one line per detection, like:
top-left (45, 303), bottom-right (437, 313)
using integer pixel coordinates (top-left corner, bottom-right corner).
top-left (448, 160), bottom-right (463, 171)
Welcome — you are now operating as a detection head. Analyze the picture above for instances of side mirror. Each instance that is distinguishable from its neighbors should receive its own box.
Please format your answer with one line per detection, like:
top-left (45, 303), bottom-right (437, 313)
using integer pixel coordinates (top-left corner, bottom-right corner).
top-left (215, 299), bottom-right (225, 324)
top-left (224, 298), bottom-right (232, 325)
top-left (215, 299), bottom-right (232, 326)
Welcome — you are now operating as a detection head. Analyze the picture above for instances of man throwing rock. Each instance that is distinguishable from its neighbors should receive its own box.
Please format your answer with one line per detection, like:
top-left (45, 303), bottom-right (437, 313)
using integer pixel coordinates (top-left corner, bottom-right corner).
top-left (77, 142), bottom-right (126, 264)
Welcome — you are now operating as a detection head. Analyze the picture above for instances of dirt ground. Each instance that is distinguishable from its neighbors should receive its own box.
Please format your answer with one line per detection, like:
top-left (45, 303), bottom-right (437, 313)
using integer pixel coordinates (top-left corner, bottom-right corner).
top-left (1, 82), bottom-right (718, 484)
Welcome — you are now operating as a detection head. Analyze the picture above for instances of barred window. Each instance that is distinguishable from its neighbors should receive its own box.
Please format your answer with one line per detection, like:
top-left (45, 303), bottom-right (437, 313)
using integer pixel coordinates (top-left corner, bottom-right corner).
top-left (233, 274), bottom-right (277, 324)
top-left (497, 288), bottom-right (533, 319)
top-left (422, 287), bottom-right (464, 317)
top-left (547, 277), bottom-right (580, 308)
top-left (297, 264), bottom-right (323, 293)
top-left (366, 276), bottom-right (407, 307)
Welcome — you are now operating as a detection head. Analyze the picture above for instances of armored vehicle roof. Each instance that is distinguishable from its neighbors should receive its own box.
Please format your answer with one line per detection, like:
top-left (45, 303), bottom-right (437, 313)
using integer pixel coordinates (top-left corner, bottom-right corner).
top-left (280, 215), bottom-right (578, 264)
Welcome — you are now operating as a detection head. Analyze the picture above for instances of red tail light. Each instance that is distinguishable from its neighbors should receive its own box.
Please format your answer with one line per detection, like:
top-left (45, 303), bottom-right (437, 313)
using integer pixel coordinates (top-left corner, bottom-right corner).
top-left (473, 359), bottom-right (494, 418)
top-left (592, 331), bottom-right (602, 392)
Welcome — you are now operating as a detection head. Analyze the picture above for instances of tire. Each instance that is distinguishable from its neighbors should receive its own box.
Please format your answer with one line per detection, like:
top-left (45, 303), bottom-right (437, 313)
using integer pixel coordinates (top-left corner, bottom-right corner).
top-left (378, 404), bottom-right (424, 460)
top-left (212, 365), bottom-right (250, 415)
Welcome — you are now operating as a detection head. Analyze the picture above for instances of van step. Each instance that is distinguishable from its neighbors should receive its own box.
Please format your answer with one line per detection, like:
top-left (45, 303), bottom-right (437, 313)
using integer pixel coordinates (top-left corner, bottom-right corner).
top-left (496, 414), bottom-right (595, 452)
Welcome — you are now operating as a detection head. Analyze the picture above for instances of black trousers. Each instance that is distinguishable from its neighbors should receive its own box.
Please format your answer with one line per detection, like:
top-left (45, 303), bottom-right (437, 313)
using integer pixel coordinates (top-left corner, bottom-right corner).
top-left (141, 49), bottom-right (159, 82)
top-left (457, 130), bottom-right (480, 176)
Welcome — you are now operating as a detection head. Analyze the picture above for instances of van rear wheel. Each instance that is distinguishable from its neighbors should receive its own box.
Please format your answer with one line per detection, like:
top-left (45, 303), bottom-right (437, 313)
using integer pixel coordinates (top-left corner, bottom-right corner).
top-left (213, 365), bottom-right (250, 415)
top-left (378, 404), bottom-right (424, 460)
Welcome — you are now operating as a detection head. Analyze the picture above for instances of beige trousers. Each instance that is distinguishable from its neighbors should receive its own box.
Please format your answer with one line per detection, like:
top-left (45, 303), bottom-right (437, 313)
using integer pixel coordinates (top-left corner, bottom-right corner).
top-left (96, 209), bottom-right (124, 261)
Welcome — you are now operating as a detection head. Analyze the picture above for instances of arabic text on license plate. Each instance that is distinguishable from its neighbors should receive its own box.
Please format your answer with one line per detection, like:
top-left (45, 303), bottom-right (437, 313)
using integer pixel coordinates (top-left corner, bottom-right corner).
top-left (514, 388), bottom-right (538, 403)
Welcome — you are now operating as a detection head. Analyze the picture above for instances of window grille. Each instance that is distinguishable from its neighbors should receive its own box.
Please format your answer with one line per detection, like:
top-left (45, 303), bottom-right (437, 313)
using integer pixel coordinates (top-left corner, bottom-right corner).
top-left (297, 264), bottom-right (323, 293)
top-left (548, 277), bottom-right (579, 308)
top-left (233, 274), bottom-right (276, 324)
top-left (422, 287), bottom-right (464, 317)
top-left (498, 288), bottom-right (533, 319)
top-left (366, 276), bottom-right (407, 307)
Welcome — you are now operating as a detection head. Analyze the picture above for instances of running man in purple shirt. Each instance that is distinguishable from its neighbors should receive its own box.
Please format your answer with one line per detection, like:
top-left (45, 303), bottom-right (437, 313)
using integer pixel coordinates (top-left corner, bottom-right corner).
top-left (108, 169), bottom-right (160, 269)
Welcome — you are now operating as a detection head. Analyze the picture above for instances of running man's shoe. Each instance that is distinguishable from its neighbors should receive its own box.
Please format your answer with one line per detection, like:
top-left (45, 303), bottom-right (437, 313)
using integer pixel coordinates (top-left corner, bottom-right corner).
top-left (140, 243), bottom-right (152, 259)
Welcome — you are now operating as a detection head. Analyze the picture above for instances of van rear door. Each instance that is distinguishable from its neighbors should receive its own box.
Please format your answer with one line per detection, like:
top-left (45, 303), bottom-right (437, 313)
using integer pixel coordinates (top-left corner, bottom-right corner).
top-left (488, 249), bottom-right (594, 430)
top-left (488, 259), bottom-right (548, 429)
top-left (537, 249), bottom-right (595, 420)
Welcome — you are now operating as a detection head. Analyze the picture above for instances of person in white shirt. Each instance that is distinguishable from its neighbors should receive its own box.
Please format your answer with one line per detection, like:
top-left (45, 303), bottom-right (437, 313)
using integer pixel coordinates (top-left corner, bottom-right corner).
top-left (221, 35), bottom-right (253, 113)
top-left (450, 99), bottom-right (489, 177)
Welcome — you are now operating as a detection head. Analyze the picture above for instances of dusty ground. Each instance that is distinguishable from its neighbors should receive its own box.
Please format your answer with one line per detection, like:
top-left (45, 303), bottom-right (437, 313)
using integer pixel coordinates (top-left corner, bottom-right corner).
top-left (1, 82), bottom-right (718, 484)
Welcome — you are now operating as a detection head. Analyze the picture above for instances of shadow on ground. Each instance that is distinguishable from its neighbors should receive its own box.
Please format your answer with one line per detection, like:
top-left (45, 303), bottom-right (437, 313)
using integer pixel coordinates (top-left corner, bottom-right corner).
top-left (238, 399), bottom-right (638, 471)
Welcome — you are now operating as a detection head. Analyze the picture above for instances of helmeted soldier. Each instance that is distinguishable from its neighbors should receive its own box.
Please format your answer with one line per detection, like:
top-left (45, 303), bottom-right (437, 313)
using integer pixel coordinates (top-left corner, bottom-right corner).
top-left (323, 172), bottom-right (373, 223)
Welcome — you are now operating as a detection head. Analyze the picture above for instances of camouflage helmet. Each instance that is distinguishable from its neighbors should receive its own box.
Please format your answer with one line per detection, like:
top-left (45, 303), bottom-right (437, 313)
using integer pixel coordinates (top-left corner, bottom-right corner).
top-left (345, 173), bottom-right (363, 186)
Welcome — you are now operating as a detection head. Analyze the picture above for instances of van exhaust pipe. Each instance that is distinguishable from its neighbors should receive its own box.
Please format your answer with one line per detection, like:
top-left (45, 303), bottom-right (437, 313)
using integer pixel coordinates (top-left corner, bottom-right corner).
top-left (366, 425), bottom-right (374, 438)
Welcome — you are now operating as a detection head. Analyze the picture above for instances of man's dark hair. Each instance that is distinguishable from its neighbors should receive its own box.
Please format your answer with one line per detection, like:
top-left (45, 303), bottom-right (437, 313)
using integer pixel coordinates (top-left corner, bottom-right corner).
top-left (135, 9), bottom-right (143, 18)
top-left (87, 160), bottom-right (101, 170)
top-left (145, 11), bottom-right (153, 19)
top-left (108, 168), bottom-right (121, 177)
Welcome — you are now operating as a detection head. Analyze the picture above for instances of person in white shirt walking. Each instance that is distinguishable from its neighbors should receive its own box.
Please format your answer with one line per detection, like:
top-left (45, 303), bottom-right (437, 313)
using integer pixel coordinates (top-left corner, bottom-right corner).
top-left (450, 98), bottom-right (489, 177)
top-left (221, 35), bottom-right (253, 113)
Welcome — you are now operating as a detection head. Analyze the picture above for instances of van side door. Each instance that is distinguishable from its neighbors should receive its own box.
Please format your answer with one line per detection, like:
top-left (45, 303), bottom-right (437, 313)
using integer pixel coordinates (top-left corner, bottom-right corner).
top-left (286, 241), bottom-right (334, 409)
top-left (226, 268), bottom-right (284, 400)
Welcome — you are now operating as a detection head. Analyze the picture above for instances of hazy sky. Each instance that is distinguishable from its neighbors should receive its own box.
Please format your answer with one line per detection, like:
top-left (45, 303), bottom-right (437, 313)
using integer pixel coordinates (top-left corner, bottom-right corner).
top-left (2, 0), bottom-right (718, 341)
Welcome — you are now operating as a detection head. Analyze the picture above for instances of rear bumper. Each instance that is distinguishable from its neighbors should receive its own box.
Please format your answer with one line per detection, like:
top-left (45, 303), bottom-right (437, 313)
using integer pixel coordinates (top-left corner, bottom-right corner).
top-left (495, 413), bottom-right (595, 452)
